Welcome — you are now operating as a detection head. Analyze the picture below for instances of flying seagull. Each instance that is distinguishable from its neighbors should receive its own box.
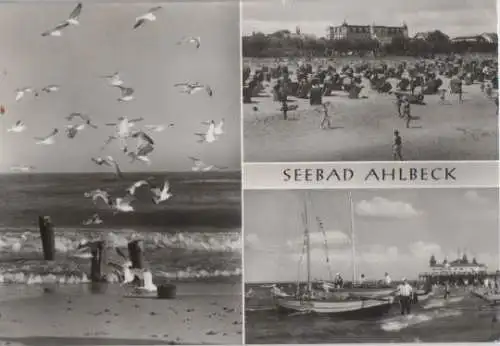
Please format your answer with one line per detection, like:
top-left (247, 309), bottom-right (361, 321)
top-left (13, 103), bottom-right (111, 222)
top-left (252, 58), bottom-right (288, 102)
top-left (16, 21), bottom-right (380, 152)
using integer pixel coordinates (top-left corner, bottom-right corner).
top-left (177, 36), bottom-right (201, 49)
top-left (65, 124), bottom-right (86, 139)
top-left (82, 213), bottom-right (103, 226)
top-left (174, 82), bottom-right (213, 97)
top-left (202, 118), bottom-right (224, 136)
top-left (106, 156), bottom-right (124, 179)
top-left (151, 179), bottom-right (172, 204)
top-left (189, 157), bottom-right (227, 172)
top-left (144, 124), bottom-right (173, 132)
top-left (194, 120), bottom-right (217, 143)
top-left (92, 192), bottom-right (135, 213)
top-left (100, 72), bottom-right (123, 86)
top-left (114, 85), bottom-right (135, 102)
top-left (66, 113), bottom-right (98, 129)
top-left (34, 128), bottom-right (59, 145)
top-left (41, 3), bottom-right (82, 37)
top-left (91, 157), bottom-right (112, 167)
top-left (7, 121), bottom-right (26, 133)
top-left (127, 180), bottom-right (150, 196)
top-left (15, 87), bottom-right (37, 102)
top-left (133, 6), bottom-right (162, 29)
top-left (41, 85), bottom-right (60, 93)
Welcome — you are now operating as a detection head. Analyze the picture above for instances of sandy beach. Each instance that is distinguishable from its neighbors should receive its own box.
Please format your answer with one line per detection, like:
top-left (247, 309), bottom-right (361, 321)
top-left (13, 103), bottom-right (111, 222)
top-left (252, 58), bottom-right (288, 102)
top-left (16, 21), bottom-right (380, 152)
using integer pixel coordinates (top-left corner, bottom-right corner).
top-left (243, 58), bottom-right (498, 162)
top-left (0, 281), bottom-right (242, 346)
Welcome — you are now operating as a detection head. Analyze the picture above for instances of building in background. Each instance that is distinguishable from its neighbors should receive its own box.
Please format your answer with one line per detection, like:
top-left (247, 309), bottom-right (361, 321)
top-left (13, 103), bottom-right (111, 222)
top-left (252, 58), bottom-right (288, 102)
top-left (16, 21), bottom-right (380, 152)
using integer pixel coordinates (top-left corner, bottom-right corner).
top-left (451, 32), bottom-right (498, 44)
top-left (326, 20), bottom-right (409, 44)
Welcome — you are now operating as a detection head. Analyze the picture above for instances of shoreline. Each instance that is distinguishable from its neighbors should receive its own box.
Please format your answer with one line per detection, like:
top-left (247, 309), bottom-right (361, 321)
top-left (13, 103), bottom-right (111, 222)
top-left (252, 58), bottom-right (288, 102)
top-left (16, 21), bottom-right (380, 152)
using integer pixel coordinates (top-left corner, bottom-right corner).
top-left (0, 281), bottom-right (242, 345)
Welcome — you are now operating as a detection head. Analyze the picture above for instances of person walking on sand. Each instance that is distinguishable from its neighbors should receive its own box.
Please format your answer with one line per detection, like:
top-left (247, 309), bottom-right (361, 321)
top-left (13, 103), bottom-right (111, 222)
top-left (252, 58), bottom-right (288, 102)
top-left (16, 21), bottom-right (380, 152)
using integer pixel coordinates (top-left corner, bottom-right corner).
top-left (402, 97), bottom-right (412, 128)
top-left (398, 278), bottom-right (413, 316)
top-left (457, 79), bottom-right (463, 104)
top-left (393, 130), bottom-right (404, 161)
top-left (444, 281), bottom-right (451, 300)
top-left (395, 94), bottom-right (403, 118)
top-left (281, 99), bottom-right (288, 120)
top-left (320, 102), bottom-right (333, 129)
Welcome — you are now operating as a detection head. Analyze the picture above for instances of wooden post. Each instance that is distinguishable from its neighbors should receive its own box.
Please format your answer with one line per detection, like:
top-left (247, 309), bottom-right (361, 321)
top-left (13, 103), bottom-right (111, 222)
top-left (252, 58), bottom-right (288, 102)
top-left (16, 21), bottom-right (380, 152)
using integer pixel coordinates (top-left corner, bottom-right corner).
top-left (128, 240), bottom-right (144, 285)
top-left (90, 241), bottom-right (107, 282)
top-left (38, 216), bottom-right (55, 261)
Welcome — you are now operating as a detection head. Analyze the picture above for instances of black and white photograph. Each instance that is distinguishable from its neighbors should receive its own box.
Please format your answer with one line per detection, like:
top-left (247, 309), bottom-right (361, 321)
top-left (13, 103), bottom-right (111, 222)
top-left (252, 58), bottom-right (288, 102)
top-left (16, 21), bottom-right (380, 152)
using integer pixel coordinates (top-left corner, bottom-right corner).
top-left (0, 2), bottom-right (241, 345)
top-left (242, 0), bottom-right (498, 162)
top-left (244, 189), bottom-right (500, 343)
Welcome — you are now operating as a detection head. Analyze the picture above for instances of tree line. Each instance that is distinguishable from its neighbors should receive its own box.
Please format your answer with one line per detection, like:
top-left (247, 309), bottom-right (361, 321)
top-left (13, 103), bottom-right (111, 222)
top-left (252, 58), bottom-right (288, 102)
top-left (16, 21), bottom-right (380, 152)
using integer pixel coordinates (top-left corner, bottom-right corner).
top-left (242, 30), bottom-right (498, 58)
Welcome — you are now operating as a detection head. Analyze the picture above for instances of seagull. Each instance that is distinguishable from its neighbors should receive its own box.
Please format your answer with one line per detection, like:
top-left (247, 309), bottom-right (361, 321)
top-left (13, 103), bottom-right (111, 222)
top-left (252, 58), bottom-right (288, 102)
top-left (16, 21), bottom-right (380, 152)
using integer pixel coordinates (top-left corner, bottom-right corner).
top-left (127, 180), bottom-right (150, 196)
top-left (114, 85), bottom-right (135, 102)
top-left (41, 2), bottom-right (83, 37)
top-left (85, 189), bottom-right (110, 204)
top-left (15, 87), bottom-right (36, 101)
top-left (177, 36), bottom-right (201, 49)
top-left (65, 123), bottom-right (85, 138)
top-left (66, 113), bottom-right (98, 129)
top-left (106, 156), bottom-right (124, 179)
top-left (127, 131), bottom-right (155, 164)
top-left (188, 157), bottom-right (227, 172)
top-left (10, 165), bottom-right (35, 173)
top-left (131, 130), bottom-right (155, 146)
top-left (106, 117), bottom-right (143, 140)
top-left (144, 124), bottom-right (173, 132)
top-left (111, 196), bottom-right (135, 213)
top-left (151, 179), bottom-right (172, 204)
top-left (100, 72), bottom-right (124, 86)
top-left (194, 121), bottom-right (217, 143)
top-left (7, 121), bottom-right (26, 133)
top-left (34, 128), bottom-right (59, 145)
top-left (41, 85), bottom-right (60, 93)
top-left (202, 118), bottom-right (224, 136)
top-left (174, 82), bottom-right (213, 97)
top-left (82, 213), bottom-right (103, 226)
top-left (133, 6), bottom-right (162, 29)
top-left (91, 157), bottom-right (113, 167)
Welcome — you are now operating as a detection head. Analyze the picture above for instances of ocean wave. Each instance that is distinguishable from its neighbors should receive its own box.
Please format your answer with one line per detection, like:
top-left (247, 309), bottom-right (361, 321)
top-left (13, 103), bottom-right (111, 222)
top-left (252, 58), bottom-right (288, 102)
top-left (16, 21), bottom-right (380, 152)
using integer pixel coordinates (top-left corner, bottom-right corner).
top-left (380, 309), bottom-right (462, 332)
top-left (0, 229), bottom-right (241, 255)
top-left (0, 268), bottom-right (241, 285)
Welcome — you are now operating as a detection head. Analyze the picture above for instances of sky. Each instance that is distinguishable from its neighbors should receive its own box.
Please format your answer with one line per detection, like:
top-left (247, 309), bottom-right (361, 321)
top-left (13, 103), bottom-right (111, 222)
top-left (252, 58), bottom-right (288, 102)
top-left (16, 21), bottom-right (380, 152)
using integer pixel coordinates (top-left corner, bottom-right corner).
top-left (242, 0), bottom-right (498, 38)
top-left (0, 1), bottom-right (240, 173)
top-left (244, 189), bottom-right (500, 283)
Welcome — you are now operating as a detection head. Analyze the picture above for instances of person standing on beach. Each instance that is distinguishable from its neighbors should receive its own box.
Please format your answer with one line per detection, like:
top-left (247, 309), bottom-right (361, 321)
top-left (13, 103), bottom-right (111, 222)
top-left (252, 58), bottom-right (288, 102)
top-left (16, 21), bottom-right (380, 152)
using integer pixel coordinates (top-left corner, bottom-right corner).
top-left (393, 130), bottom-right (403, 161)
top-left (444, 281), bottom-right (451, 300)
top-left (281, 99), bottom-right (288, 120)
top-left (395, 94), bottom-right (403, 117)
top-left (398, 278), bottom-right (413, 315)
top-left (320, 102), bottom-right (333, 129)
top-left (402, 98), bottom-right (412, 128)
top-left (457, 79), bottom-right (463, 104)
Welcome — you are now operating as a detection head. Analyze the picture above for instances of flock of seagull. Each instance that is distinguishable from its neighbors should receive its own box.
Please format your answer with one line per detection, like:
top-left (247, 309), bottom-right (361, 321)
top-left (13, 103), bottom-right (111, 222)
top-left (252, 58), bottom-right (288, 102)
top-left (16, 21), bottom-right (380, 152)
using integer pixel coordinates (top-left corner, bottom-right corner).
top-left (3, 3), bottom-right (228, 226)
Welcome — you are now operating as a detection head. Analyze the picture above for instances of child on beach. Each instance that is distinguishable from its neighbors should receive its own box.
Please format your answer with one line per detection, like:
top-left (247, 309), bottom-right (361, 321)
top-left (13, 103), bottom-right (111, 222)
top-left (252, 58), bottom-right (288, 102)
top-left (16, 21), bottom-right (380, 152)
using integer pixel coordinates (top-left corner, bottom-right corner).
top-left (281, 99), bottom-right (288, 120)
top-left (393, 130), bottom-right (403, 161)
top-left (396, 95), bottom-right (403, 117)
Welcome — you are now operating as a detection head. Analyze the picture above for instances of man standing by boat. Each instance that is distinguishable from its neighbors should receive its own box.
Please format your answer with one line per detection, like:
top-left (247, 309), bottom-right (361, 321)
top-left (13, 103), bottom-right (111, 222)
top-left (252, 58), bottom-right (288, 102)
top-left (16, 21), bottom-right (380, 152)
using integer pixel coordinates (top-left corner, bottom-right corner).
top-left (398, 278), bottom-right (413, 315)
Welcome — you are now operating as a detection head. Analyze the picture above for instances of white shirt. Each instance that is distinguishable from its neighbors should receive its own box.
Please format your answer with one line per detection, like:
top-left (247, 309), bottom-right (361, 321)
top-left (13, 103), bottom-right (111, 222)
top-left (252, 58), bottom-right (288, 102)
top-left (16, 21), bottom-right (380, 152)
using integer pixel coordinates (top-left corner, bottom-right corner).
top-left (398, 283), bottom-right (413, 296)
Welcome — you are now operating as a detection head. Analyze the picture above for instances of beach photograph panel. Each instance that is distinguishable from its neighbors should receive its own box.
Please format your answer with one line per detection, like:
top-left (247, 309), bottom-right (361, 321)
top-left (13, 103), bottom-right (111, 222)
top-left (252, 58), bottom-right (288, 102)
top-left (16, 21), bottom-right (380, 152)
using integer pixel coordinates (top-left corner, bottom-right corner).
top-left (242, 0), bottom-right (498, 162)
top-left (0, 1), bottom-right (242, 345)
top-left (244, 188), bottom-right (500, 343)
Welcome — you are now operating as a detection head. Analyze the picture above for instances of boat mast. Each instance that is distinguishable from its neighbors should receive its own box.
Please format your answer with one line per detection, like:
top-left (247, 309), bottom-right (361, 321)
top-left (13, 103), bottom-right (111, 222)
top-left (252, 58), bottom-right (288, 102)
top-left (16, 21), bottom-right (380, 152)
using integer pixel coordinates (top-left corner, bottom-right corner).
top-left (348, 191), bottom-right (357, 284)
top-left (304, 194), bottom-right (312, 295)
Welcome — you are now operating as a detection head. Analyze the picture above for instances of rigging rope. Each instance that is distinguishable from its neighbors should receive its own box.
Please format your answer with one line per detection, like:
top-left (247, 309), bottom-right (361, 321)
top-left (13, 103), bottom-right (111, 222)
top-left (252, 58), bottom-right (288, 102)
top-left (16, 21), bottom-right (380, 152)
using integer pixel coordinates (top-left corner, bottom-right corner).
top-left (316, 215), bottom-right (333, 282)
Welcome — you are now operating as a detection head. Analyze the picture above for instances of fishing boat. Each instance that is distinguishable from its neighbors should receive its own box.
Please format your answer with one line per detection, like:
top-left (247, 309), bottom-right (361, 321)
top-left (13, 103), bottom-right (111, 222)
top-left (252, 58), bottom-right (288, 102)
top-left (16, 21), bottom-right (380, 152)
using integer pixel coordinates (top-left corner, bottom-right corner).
top-left (274, 192), bottom-right (393, 317)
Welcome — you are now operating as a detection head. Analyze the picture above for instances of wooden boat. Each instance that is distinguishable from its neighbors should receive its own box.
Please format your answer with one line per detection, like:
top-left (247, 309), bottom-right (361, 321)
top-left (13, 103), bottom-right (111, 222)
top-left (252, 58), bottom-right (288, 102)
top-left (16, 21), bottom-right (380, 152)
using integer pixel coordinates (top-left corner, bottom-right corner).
top-left (274, 192), bottom-right (392, 317)
top-left (276, 296), bottom-right (393, 316)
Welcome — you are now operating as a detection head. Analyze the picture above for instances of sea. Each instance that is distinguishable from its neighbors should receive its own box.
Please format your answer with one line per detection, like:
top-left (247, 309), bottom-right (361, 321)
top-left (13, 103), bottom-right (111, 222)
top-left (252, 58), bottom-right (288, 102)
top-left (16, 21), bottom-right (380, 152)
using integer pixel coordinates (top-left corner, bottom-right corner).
top-left (245, 283), bottom-right (500, 343)
top-left (0, 171), bottom-right (241, 285)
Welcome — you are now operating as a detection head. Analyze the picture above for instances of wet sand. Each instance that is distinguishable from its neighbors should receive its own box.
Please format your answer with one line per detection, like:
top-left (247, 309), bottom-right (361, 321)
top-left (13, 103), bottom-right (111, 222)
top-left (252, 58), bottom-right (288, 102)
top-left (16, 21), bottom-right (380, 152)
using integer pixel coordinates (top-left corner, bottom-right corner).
top-left (244, 59), bottom-right (498, 162)
top-left (0, 281), bottom-right (242, 345)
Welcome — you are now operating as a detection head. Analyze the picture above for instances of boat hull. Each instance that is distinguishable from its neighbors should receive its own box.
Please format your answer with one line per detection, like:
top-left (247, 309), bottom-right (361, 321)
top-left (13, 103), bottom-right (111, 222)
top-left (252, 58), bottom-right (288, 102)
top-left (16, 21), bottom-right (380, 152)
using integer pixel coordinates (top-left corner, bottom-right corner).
top-left (275, 297), bottom-right (393, 318)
